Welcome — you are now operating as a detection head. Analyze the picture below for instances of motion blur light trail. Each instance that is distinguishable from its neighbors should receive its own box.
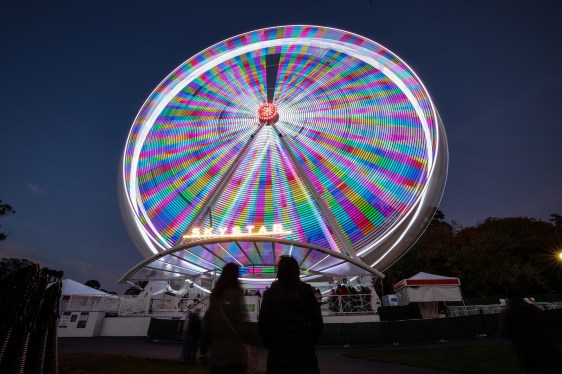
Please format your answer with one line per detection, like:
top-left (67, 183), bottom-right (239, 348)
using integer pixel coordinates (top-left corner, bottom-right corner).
top-left (120, 25), bottom-right (448, 283)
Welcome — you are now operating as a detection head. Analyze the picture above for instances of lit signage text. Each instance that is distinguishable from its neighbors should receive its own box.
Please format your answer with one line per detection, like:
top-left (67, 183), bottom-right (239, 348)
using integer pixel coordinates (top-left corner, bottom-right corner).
top-left (183, 224), bottom-right (291, 239)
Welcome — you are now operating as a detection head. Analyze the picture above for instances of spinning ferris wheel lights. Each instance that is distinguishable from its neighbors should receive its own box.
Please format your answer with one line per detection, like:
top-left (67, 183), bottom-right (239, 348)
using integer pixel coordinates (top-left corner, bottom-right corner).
top-left (119, 25), bottom-right (448, 284)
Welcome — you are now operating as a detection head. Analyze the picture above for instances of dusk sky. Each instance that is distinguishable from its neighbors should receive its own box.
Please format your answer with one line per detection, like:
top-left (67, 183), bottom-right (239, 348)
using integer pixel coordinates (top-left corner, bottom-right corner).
top-left (1, 0), bottom-right (561, 292)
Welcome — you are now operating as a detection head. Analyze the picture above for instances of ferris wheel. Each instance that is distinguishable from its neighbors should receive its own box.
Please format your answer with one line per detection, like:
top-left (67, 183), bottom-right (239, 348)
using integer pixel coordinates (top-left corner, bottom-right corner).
top-left (120, 25), bottom-right (448, 283)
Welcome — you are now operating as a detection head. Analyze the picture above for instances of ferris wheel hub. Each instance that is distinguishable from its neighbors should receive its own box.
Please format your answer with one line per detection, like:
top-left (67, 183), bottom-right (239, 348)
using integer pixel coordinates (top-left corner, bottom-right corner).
top-left (258, 103), bottom-right (278, 123)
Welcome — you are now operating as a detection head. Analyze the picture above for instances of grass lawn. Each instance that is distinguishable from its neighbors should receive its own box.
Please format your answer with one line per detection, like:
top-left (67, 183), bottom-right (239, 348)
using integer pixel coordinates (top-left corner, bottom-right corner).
top-left (60, 354), bottom-right (263, 374)
top-left (343, 344), bottom-right (538, 374)
top-left (60, 355), bottom-right (206, 374)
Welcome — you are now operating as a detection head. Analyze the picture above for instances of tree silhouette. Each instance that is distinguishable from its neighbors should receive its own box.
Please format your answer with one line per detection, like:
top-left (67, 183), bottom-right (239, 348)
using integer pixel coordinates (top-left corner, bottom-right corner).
top-left (84, 279), bottom-right (101, 290)
top-left (381, 214), bottom-right (562, 297)
top-left (125, 281), bottom-right (148, 296)
top-left (0, 200), bottom-right (16, 241)
top-left (549, 213), bottom-right (562, 226)
top-left (431, 208), bottom-right (445, 223)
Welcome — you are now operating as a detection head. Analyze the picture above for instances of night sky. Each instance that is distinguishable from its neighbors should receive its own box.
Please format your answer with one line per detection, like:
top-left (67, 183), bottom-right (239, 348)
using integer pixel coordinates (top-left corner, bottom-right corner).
top-left (1, 0), bottom-right (561, 292)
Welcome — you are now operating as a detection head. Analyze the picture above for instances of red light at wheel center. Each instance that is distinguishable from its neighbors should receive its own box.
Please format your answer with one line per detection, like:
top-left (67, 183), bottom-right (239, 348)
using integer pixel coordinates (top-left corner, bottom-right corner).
top-left (258, 103), bottom-right (278, 121)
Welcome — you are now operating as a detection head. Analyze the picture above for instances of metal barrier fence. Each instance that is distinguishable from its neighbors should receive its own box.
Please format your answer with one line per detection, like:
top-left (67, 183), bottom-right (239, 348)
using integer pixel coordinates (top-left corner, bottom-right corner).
top-left (61, 295), bottom-right (207, 316)
top-left (447, 301), bottom-right (562, 317)
top-left (62, 293), bottom-right (381, 316)
top-left (62, 294), bottom-right (562, 319)
top-left (320, 294), bottom-right (380, 315)
top-left (63, 295), bottom-right (120, 314)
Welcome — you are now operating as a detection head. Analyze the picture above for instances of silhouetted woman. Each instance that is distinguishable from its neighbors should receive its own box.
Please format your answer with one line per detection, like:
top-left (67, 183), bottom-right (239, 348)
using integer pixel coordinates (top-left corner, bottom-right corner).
top-left (258, 256), bottom-right (324, 374)
top-left (202, 263), bottom-right (248, 374)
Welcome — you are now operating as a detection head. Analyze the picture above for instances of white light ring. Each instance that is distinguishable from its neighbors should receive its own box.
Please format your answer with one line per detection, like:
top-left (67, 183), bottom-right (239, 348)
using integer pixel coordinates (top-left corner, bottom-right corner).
top-left (124, 36), bottom-right (437, 255)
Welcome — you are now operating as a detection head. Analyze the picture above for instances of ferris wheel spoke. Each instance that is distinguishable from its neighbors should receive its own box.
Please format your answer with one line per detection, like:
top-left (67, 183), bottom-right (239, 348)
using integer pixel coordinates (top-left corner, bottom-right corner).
top-left (279, 54), bottom-right (375, 113)
top-left (184, 55), bottom-right (267, 111)
top-left (174, 122), bottom-right (267, 244)
top-left (184, 85), bottom-right (257, 117)
top-left (265, 53), bottom-right (281, 103)
top-left (226, 52), bottom-right (268, 104)
top-left (271, 123), bottom-right (357, 259)
top-left (276, 56), bottom-right (341, 107)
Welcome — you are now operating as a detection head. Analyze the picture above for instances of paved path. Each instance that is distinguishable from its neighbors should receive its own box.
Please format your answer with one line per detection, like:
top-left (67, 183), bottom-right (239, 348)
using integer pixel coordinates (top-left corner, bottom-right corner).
top-left (59, 336), bottom-right (508, 373)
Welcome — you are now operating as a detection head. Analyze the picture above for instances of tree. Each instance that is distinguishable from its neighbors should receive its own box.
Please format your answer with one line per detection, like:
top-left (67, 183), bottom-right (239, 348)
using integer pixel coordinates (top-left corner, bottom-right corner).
top-left (84, 279), bottom-right (101, 290)
top-left (0, 200), bottom-right (16, 241)
top-left (383, 214), bottom-right (562, 298)
top-left (549, 213), bottom-right (562, 226)
top-left (431, 208), bottom-right (446, 223)
top-left (445, 217), bottom-right (556, 297)
top-left (381, 218), bottom-right (454, 294)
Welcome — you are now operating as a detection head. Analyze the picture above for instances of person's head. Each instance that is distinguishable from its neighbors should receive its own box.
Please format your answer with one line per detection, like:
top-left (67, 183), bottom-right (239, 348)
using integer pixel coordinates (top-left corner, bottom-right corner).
top-left (276, 255), bottom-right (300, 284)
top-left (213, 262), bottom-right (241, 297)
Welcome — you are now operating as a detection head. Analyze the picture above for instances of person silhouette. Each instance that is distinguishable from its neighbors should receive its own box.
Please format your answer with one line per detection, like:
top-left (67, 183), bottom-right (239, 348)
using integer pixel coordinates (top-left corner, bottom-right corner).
top-left (500, 289), bottom-right (562, 373)
top-left (258, 256), bottom-right (324, 373)
top-left (181, 308), bottom-right (202, 363)
top-left (201, 263), bottom-right (249, 374)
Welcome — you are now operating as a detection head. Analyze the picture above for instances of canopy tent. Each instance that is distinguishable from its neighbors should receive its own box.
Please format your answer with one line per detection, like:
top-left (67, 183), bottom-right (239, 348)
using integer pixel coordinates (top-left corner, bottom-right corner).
top-left (61, 279), bottom-right (110, 296)
top-left (60, 279), bottom-right (118, 315)
top-left (393, 272), bottom-right (462, 318)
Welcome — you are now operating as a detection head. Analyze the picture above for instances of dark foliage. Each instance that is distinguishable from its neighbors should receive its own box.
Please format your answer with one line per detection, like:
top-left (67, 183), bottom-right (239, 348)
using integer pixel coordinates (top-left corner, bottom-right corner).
top-left (84, 280), bottom-right (101, 290)
top-left (382, 214), bottom-right (562, 298)
top-left (0, 200), bottom-right (16, 241)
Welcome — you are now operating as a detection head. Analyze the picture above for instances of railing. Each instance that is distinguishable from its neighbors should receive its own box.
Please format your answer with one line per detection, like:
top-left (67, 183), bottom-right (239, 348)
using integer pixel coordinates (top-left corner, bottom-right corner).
top-left (62, 295), bottom-right (562, 319)
top-left (62, 295), bottom-right (208, 317)
top-left (447, 301), bottom-right (562, 317)
top-left (150, 296), bottom-right (209, 315)
top-left (447, 304), bottom-right (504, 317)
top-left (62, 293), bottom-right (381, 317)
top-left (117, 295), bottom-right (151, 315)
top-left (62, 295), bottom-right (120, 313)
top-left (320, 293), bottom-right (380, 315)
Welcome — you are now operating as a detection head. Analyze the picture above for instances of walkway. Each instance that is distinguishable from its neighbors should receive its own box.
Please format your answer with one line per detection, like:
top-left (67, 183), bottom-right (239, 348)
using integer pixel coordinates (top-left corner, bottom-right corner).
top-left (59, 336), bottom-right (506, 373)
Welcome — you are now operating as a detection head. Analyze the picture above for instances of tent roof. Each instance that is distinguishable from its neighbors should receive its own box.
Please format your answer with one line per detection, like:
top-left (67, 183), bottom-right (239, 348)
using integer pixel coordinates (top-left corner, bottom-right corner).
top-left (393, 272), bottom-right (460, 292)
top-left (61, 279), bottom-right (110, 296)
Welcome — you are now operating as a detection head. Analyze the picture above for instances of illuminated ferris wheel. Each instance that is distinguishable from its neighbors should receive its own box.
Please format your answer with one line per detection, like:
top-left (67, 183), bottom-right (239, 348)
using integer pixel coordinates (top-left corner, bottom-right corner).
top-left (120, 25), bottom-right (448, 283)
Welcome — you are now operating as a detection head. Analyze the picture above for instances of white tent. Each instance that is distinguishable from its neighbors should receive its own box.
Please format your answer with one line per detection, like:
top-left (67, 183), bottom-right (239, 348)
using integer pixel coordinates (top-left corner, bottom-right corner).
top-left (60, 279), bottom-right (118, 314)
top-left (393, 272), bottom-right (462, 318)
top-left (61, 279), bottom-right (110, 296)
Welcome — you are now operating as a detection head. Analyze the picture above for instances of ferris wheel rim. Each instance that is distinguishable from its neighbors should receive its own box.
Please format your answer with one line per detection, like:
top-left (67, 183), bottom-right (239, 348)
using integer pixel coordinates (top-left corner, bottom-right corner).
top-left (121, 25), bottom-right (448, 276)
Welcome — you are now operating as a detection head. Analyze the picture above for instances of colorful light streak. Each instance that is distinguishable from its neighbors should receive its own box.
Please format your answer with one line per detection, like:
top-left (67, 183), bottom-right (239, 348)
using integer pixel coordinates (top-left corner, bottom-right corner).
top-left (121, 25), bottom-right (448, 278)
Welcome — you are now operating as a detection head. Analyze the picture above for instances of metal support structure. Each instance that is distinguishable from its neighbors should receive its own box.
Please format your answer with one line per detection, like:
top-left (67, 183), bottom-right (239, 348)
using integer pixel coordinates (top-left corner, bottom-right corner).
top-left (235, 241), bottom-right (254, 265)
top-left (170, 253), bottom-right (211, 273)
top-left (119, 237), bottom-right (385, 284)
top-left (253, 242), bottom-right (265, 264)
top-left (271, 123), bottom-right (359, 260)
top-left (175, 122), bottom-right (266, 245)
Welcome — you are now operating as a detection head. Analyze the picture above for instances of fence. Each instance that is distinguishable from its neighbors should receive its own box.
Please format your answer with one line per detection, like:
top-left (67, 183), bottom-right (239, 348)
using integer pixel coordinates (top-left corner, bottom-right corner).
top-left (447, 301), bottom-right (562, 317)
top-left (62, 295), bottom-right (210, 317)
top-left (320, 293), bottom-right (379, 315)
top-left (62, 293), bottom-right (380, 316)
